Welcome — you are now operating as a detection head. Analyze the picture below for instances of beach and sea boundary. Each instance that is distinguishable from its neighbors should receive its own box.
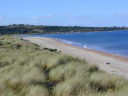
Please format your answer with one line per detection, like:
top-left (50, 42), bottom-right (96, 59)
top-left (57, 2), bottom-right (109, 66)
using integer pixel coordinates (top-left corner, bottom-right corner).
top-left (23, 37), bottom-right (128, 78)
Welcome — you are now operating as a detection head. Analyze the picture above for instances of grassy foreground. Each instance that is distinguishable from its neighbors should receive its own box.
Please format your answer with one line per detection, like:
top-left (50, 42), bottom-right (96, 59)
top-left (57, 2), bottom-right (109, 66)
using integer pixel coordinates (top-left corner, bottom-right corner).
top-left (0, 36), bottom-right (128, 96)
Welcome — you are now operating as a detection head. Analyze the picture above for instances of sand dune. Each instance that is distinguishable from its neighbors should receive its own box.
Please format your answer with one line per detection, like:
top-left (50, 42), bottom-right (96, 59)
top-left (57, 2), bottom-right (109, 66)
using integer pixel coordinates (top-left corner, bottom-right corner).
top-left (23, 37), bottom-right (128, 78)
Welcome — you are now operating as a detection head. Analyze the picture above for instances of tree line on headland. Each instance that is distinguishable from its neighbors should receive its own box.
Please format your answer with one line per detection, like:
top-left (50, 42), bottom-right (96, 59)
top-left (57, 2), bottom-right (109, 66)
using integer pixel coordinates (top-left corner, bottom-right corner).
top-left (0, 24), bottom-right (128, 35)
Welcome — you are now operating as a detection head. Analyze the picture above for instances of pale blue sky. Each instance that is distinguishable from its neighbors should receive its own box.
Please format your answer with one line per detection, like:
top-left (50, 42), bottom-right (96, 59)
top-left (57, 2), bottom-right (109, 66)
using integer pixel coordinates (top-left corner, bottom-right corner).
top-left (0, 0), bottom-right (128, 26)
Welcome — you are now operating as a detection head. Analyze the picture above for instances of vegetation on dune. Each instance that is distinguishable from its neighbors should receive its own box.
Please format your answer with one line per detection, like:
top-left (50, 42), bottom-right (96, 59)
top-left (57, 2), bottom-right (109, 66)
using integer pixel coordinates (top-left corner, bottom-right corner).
top-left (0, 36), bottom-right (128, 96)
top-left (0, 24), bottom-right (128, 35)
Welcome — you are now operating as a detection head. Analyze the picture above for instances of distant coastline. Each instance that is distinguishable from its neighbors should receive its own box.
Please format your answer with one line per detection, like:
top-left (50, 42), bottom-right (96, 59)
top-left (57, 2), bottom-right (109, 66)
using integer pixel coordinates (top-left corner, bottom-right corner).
top-left (16, 30), bottom-right (128, 37)
top-left (1, 24), bottom-right (128, 35)
top-left (20, 30), bottom-right (128, 58)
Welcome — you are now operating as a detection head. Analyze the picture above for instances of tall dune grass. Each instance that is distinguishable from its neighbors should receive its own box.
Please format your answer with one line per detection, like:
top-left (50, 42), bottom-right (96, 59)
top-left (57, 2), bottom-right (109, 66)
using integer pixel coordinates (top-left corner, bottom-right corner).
top-left (0, 36), bottom-right (128, 96)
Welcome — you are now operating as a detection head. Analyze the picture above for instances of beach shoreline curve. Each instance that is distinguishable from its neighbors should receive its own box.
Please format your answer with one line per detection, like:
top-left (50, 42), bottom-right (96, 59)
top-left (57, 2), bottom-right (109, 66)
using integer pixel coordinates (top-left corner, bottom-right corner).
top-left (22, 37), bottom-right (128, 78)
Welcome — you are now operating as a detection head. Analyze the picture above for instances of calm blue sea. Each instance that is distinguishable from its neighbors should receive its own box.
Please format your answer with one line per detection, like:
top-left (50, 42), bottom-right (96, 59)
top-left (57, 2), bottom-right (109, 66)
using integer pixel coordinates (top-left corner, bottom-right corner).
top-left (21, 31), bottom-right (128, 57)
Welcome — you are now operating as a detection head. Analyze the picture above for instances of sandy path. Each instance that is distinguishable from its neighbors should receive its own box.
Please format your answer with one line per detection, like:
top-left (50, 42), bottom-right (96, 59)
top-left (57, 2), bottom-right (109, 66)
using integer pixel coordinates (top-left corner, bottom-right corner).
top-left (23, 37), bottom-right (128, 78)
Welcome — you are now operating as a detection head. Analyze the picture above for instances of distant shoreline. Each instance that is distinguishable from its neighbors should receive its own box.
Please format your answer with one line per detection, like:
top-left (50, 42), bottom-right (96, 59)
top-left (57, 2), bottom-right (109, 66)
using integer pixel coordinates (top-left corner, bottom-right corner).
top-left (1, 24), bottom-right (128, 35)
top-left (15, 30), bottom-right (128, 37)
top-left (22, 37), bottom-right (128, 78)
top-left (19, 30), bottom-right (128, 58)
top-left (51, 37), bottom-right (128, 62)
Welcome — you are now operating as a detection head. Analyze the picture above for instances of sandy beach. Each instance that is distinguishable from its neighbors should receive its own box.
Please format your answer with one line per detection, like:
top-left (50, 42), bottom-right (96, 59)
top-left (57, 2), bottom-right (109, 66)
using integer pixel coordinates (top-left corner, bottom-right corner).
top-left (23, 37), bottom-right (128, 78)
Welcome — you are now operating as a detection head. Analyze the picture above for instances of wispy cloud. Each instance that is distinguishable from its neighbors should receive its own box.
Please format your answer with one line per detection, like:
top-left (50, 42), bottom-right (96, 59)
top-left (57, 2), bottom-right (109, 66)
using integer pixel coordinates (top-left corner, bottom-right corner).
top-left (69, 21), bottom-right (78, 25)
top-left (114, 12), bottom-right (128, 17)
top-left (0, 16), bottom-right (3, 20)
top-left (32, 14), bottom-right (52, 20)
top-left (73, 14), bottom-right (97, 19)
top-left (32, 17), bottom-right (40, 20)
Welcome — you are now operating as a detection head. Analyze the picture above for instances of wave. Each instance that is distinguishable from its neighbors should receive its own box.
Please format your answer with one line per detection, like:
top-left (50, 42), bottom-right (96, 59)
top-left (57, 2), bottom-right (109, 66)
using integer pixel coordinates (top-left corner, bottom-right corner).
top-left (83, 45), bottom-right (87, 48)
top-left (56, 38), bottom-right (91, 50)
top-left (62, 40), bottom-right (73, 44)
top-left (57, 38), bottom-right (82, 46)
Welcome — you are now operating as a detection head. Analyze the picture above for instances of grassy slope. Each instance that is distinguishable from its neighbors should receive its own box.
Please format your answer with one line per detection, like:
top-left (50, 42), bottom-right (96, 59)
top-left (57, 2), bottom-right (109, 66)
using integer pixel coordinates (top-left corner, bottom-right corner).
top-left (0, 36), bottom-right (128, 96)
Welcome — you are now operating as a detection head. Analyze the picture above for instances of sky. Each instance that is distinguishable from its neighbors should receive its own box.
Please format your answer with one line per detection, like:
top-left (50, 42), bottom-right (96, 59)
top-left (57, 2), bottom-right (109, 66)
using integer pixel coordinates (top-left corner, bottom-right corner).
top-left (0, 0), bottom-right (128, 26)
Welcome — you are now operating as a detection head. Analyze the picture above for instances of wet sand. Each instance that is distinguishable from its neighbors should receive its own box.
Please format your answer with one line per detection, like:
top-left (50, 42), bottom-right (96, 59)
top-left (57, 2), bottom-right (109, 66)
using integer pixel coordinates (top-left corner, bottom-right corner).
top-left (23, 37), bottom-right (128, 78)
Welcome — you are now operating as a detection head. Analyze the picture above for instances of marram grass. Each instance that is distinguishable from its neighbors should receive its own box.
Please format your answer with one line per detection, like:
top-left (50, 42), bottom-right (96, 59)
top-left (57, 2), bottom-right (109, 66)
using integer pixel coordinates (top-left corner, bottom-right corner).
top-left (0, 36), bottom-right (128, 96)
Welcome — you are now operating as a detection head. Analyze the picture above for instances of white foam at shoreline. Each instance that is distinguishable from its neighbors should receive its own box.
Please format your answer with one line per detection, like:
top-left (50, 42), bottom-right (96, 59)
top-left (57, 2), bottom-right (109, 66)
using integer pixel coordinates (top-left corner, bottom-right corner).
top-left (84, 45), bottom-right (87, 48)
top-left (55, 38), bottom-right (128, 57)
top-left (62, 40), bottom-right (73, 44)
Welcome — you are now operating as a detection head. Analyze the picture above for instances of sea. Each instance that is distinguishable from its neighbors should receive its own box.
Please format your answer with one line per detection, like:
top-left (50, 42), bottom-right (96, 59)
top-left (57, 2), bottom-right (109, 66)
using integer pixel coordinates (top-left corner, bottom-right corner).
top-left (21, 31), bottom-right (128, 57)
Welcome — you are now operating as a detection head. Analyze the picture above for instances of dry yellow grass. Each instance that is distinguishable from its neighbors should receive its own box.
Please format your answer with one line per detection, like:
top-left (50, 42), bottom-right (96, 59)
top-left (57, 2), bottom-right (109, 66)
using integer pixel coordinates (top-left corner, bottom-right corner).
top-left (0, 36), bottom-right (128, 96)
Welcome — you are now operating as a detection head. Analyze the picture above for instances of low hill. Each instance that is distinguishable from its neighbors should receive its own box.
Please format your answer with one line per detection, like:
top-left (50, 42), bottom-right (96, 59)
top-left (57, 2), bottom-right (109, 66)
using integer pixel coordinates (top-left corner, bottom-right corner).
top-left (0, 24), bottom-right (128, 35)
